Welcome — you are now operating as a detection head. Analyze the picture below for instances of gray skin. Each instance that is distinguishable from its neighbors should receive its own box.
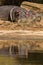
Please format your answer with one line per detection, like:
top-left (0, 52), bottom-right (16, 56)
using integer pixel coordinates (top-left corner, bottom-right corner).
top-left (0, 6), bottom-right (28, 22)
top-left (0, 6), bottom-right (14, 21)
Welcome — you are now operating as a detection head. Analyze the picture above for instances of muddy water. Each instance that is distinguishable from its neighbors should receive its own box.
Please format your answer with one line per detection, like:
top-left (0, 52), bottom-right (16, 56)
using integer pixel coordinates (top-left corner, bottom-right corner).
top-left (0, 53), bottom-right (43, 65)
top-left (0, 47), bottom-right (43, 65)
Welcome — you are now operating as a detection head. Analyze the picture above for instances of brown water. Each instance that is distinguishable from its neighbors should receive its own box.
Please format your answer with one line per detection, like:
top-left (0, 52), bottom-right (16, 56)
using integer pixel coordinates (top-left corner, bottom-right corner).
top-left (0, 53), bottom-right (43, 65)
top-left (0, 47), bottom-right (43, 65)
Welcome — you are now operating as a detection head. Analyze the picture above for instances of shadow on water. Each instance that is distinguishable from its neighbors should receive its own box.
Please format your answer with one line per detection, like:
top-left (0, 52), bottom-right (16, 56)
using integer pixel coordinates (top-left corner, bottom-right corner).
top-left (17, 53), bottom-right (43, 65)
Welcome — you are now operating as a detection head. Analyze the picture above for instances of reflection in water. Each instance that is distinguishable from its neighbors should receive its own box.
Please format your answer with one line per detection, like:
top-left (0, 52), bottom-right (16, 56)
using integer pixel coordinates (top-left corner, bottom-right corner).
top-left (0, 54), bottom-right (43, 65)
top-left (0, 47), bottom-right (43, 65)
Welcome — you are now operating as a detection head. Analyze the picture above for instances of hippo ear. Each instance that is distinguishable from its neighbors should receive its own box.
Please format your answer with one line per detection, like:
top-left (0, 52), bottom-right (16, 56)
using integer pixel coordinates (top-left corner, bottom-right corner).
top-left (10, 7), bottom-right (17, 22)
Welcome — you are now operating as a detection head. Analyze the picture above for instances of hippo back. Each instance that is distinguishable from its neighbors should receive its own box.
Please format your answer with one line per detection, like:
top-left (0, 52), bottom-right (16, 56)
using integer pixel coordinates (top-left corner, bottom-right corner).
top-left (0, 6), bottom-right (14, 21)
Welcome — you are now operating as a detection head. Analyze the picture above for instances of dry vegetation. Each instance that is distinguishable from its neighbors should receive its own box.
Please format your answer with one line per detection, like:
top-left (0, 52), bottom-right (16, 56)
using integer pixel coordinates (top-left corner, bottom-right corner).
top-left (0, 18), bottom-right (43, 31)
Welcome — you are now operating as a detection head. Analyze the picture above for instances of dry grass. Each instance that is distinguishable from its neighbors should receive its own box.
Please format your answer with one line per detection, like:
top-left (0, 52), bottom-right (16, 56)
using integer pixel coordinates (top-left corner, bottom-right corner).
top-left (0, 19), bottom-right (43, 31)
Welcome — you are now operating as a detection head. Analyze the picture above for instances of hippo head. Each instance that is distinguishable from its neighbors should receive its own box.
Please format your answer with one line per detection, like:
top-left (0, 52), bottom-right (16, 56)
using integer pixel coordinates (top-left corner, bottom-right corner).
top-left (10, 6), bottom-right (28, 22)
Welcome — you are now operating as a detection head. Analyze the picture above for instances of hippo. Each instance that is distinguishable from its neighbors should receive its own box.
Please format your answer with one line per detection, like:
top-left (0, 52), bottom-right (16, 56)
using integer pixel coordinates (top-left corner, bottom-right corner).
top-left (0, 6), bottom-right (28, 22)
